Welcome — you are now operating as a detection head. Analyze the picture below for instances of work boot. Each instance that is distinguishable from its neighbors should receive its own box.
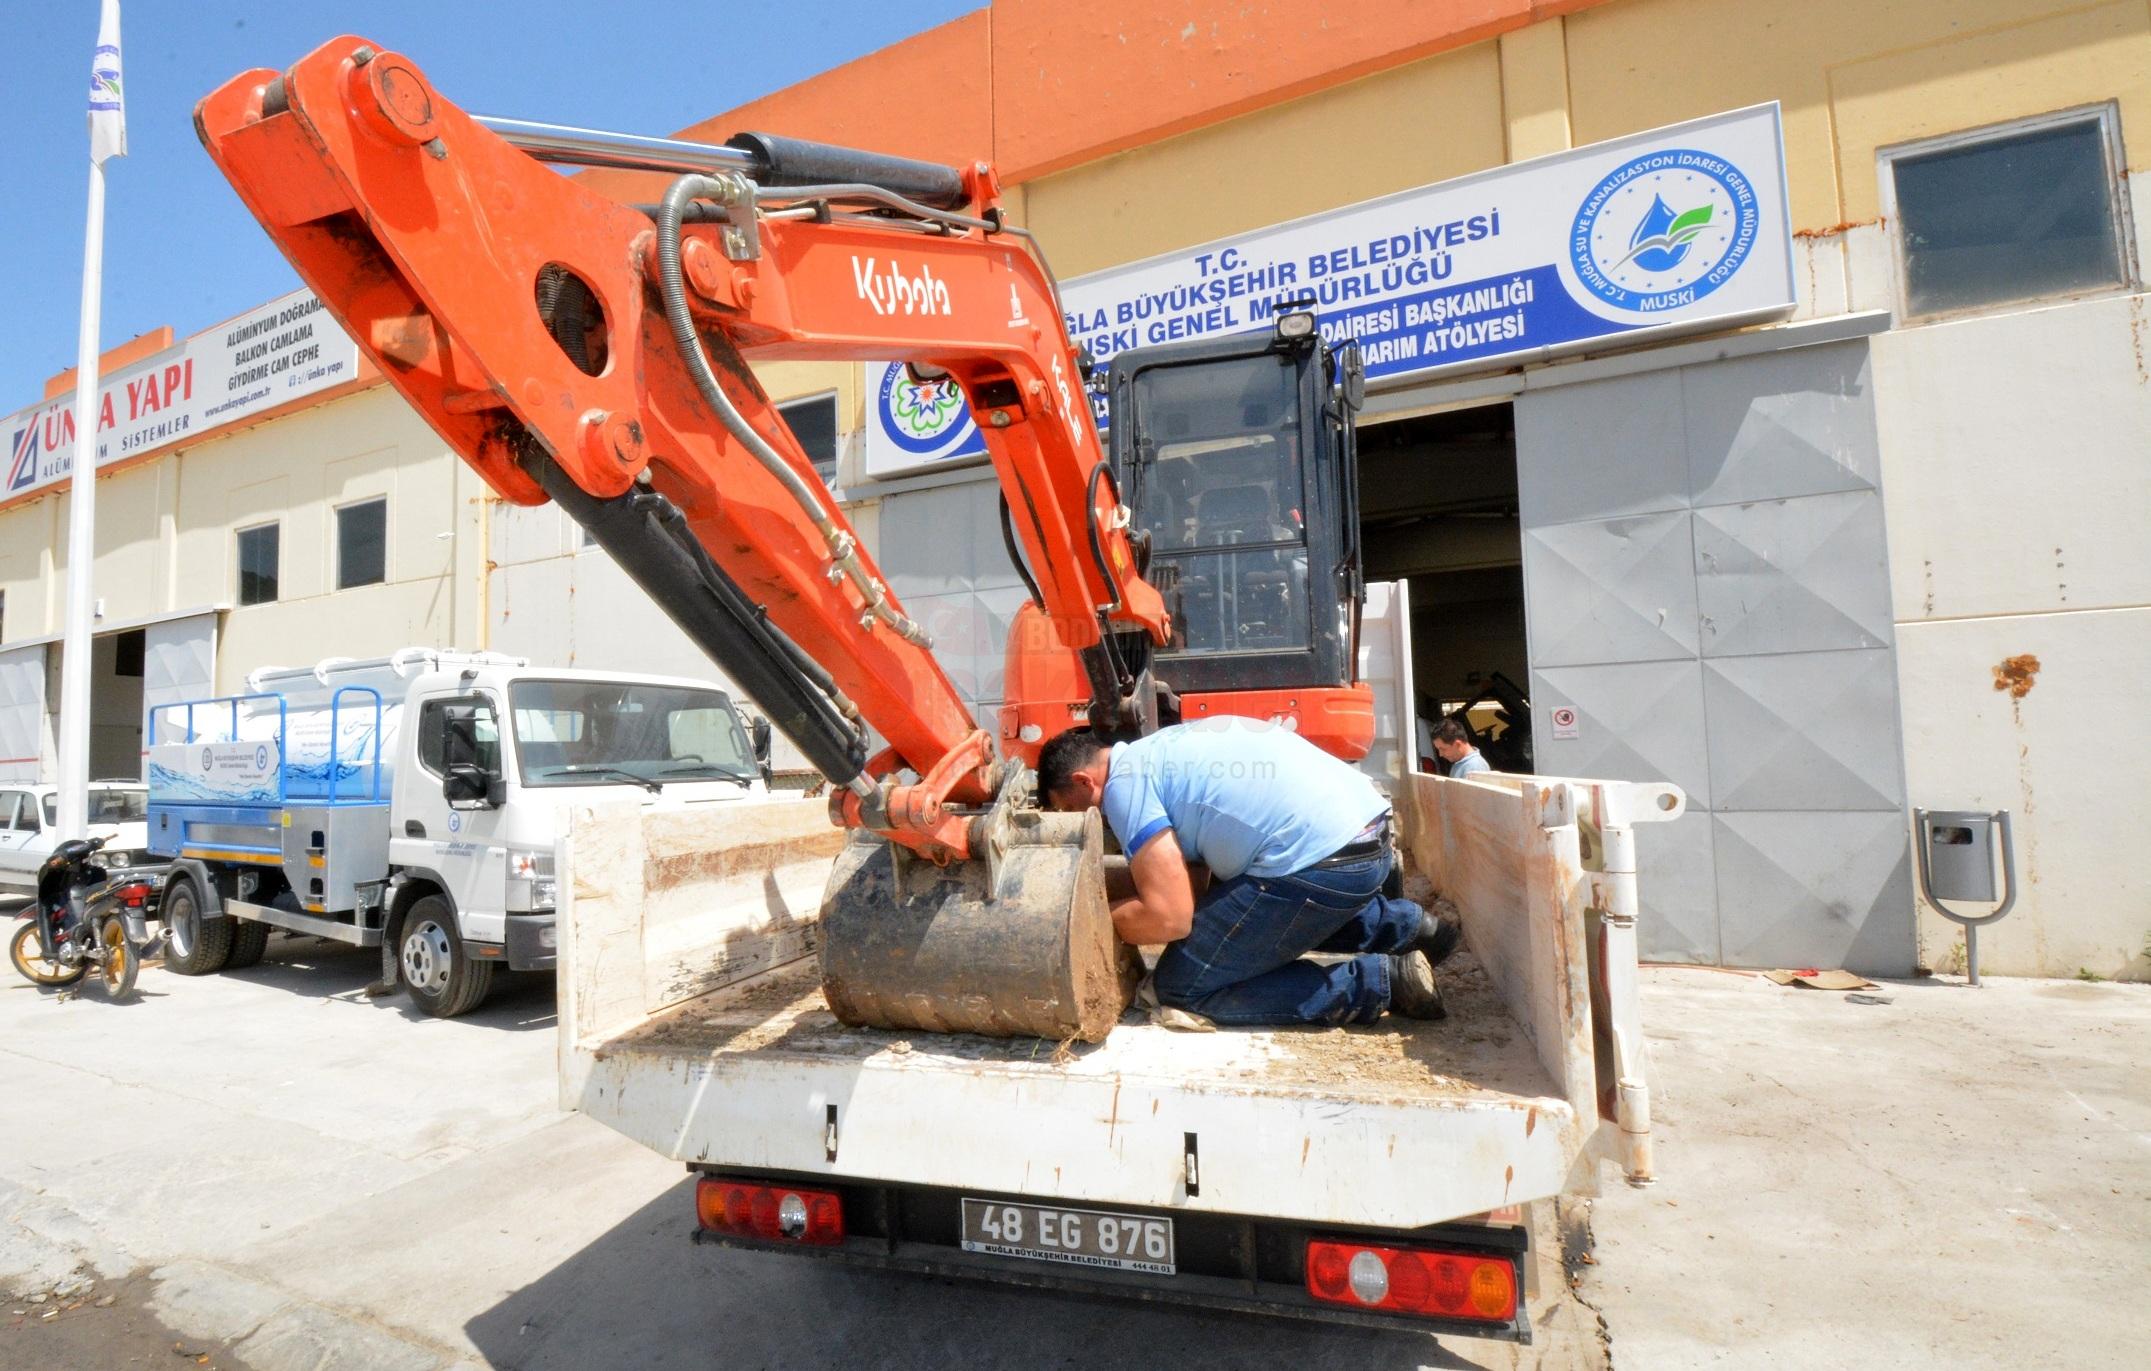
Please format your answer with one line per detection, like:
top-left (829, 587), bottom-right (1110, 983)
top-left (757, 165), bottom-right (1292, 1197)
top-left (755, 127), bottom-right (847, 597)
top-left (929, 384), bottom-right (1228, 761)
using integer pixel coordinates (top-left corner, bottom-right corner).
top-left (1387, 951), bottom-right (1448, 1021)
top-left (1408, 912), bottom-right (1463, 969)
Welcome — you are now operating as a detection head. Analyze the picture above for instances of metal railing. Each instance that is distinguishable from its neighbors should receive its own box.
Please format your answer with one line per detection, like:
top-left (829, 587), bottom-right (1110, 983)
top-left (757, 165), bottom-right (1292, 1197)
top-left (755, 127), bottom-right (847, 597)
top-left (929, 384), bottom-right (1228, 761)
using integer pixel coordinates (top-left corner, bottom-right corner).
top-left (146, 687), bottom-right (386, 807)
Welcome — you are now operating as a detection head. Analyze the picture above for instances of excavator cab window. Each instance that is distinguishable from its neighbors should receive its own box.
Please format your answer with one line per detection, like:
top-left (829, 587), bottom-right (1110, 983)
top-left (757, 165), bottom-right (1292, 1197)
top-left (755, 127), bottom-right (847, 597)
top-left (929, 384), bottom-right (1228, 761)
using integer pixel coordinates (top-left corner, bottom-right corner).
top-left (1112, 333), bottom-right (1358, 700)
top-left (1129, 355), bottom-right (1310, 657)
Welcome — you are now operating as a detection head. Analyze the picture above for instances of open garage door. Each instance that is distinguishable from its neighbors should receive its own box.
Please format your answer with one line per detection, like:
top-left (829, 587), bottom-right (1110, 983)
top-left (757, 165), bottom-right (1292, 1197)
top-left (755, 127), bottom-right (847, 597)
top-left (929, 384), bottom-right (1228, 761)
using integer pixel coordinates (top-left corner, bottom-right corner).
top-left (141, 615), bottom-right (218, 771)
top-left (0, 646), bottom-right (47, 783)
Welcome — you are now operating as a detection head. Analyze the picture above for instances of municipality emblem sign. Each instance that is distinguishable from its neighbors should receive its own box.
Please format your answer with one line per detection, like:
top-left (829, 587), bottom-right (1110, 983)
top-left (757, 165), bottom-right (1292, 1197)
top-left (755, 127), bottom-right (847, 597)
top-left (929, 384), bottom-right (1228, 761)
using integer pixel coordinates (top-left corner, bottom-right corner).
top-left (1569, 148), bottom-right (1762, 314)
top-left (864, 363), bottom-right (987, 476)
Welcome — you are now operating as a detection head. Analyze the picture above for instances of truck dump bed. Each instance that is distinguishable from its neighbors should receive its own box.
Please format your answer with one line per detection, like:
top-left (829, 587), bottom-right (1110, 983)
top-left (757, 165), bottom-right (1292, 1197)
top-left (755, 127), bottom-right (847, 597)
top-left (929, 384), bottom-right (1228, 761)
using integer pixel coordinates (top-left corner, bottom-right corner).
top-left (561, 774), bottom-right (1680, 1232)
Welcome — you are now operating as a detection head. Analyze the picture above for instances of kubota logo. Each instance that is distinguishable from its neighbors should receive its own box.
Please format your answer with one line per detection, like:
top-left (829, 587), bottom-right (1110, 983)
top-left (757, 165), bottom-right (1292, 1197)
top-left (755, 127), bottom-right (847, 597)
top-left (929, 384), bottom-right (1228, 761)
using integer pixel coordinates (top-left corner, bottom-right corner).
top-left (850, 256), bottom-right (952, 317)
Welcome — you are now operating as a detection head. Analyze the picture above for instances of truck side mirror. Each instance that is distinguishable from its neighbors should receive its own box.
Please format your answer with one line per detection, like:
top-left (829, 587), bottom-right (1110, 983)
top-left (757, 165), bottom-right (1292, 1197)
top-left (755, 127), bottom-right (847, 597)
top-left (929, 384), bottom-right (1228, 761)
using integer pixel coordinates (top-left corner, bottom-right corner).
top-left (437, 703), bottom-right (503, 809)
top-left (442, 763), bottom-right (494, 806)
top-left (747, 716), bottom-right (774, 782)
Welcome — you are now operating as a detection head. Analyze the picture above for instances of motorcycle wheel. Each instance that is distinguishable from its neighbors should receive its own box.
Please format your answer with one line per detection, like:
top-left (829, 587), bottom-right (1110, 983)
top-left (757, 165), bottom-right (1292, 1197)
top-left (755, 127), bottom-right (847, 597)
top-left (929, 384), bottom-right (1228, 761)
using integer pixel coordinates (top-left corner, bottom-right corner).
top-left (97, 915), bottom-right (139, 1001)
top-left (9, 920), bottom-right (87, 987)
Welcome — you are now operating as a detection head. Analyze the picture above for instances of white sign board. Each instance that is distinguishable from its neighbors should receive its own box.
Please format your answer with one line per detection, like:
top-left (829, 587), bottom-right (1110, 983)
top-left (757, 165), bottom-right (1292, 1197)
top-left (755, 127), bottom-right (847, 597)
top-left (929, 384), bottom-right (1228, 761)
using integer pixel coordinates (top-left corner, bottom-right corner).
top-left (4, 288), bottom-right (361, 508)
top-left (863, 103), bottom-right (1792, 478)
top-left (1550, 705), bottom-right (1580, 740)
top-left (148, 741), bottom-right (279, 805)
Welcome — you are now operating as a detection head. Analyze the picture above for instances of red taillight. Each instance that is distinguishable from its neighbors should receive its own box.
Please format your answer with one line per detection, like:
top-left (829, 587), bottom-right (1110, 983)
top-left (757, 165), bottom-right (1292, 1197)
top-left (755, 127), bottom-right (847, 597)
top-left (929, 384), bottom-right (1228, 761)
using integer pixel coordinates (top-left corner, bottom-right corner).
top-left (116, 883), bottom-right (151, 908)
top-left (694, 1178), bottom-right (843, 1246)
top-left (1304, 1240), bottom-right (1517, 1323)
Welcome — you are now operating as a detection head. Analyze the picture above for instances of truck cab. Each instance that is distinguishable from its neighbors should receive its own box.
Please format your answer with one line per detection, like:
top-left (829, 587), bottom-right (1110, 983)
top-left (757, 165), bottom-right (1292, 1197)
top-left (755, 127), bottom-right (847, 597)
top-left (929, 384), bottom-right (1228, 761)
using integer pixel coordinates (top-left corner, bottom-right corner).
top-left (384, 664), bottom-right (770, 1012)
top-left (147, 649), bottom-right (769, 1016)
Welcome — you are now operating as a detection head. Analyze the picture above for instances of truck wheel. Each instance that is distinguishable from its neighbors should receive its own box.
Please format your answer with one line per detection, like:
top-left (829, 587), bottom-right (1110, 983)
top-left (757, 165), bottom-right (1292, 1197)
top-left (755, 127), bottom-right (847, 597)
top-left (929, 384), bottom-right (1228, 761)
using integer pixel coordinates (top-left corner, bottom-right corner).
top-left (161, 877), bottom-right (233, 976)
top-left (224, 918), bottom-right (272, 970)
top-left (397, 895), bottom-right (493, 1018)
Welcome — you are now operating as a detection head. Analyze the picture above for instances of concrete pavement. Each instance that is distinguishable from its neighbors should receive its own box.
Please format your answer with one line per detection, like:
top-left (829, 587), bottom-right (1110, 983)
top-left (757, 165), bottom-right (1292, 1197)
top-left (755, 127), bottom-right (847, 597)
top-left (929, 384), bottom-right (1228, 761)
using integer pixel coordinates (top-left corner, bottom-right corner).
top-left (0, 928), bottom-right (1597, 1370)
top-left (3, 925), bottom-right (2144, 1369)
top-left (1583, 968), bottom-right (2151, 1370)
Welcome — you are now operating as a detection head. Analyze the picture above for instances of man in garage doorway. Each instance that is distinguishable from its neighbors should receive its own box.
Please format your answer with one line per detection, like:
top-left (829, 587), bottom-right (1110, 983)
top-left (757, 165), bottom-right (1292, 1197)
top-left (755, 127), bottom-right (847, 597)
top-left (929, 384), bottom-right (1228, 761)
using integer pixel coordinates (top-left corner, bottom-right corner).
top-left (1431, 717), bottom-right (1491, 780)
top-left (1037, 720), bottom-right (1462, 1028)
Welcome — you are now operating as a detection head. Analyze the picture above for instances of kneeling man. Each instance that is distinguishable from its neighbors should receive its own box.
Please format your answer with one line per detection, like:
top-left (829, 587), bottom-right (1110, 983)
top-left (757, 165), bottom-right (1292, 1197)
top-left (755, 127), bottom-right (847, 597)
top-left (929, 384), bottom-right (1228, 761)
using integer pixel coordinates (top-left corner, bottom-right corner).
top-left (1038, 720), bottom-right (1459, 1027)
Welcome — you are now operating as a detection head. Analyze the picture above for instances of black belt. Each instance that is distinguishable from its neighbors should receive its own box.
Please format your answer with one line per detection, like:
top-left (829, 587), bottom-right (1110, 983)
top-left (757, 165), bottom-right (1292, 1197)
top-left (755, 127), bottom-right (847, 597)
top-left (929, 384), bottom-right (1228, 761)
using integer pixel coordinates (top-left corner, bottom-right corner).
top-left (1314, 814), bottom-right (1392, 867)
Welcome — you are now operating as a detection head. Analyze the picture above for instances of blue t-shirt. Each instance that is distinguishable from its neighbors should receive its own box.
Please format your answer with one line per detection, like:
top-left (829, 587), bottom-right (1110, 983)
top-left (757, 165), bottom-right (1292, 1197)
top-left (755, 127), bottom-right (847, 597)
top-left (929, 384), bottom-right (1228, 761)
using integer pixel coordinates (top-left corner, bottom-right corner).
top-left (1447, 749), bottom-right (1491, 779)
top-left (1099, 720), bottom-right (1389, 880)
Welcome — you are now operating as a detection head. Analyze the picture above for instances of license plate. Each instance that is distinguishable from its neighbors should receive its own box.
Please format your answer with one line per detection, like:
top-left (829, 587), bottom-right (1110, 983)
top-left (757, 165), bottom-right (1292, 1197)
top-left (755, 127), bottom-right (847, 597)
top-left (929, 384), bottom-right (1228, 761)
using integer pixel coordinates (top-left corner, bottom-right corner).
top-left (960, 1198), bottom-right (1175, 1276)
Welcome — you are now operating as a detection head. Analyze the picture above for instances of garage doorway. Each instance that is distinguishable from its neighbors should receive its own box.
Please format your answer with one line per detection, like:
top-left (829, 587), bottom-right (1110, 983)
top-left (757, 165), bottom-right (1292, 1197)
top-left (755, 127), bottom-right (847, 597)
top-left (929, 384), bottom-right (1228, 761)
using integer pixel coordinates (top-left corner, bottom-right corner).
top-left (41, 628), bottom-right (147, 782)
top-left (1357, 402), bottom-right (1530, 774)
top-left (30, 612), bottom-right (219, 785)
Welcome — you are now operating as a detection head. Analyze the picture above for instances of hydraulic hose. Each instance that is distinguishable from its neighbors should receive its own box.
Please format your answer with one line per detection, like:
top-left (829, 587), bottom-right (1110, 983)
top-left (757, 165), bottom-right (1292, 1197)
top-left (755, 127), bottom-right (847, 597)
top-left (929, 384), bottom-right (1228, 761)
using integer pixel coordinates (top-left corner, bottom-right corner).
top-left (654, 174), bottom-right (931, 649)
top-left (525, 453), bottom-right (869, 792)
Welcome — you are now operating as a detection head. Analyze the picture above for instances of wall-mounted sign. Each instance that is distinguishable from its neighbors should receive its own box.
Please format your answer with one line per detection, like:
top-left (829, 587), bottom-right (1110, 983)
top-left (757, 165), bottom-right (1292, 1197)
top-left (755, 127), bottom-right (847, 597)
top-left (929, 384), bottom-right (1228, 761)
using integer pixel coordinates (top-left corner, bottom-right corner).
top-left (861, 103), bottom-right (1792, 480)
top-left (861, 363), bottom-right (987, 478)
top-left (3, 287), bottom-right (362, 509)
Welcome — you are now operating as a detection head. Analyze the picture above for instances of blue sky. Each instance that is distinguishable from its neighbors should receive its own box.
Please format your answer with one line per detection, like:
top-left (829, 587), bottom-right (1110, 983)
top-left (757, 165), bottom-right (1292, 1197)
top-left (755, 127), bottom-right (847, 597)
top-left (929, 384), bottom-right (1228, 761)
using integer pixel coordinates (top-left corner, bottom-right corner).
top-left (0, 1), bottom-right (977, 405)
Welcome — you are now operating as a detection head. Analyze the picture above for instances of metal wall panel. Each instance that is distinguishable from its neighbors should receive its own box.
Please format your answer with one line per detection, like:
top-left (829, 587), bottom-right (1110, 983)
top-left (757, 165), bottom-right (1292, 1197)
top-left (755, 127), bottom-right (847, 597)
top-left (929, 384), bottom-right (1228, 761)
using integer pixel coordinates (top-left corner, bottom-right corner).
top-left (1531, 659), bottom-right (1712, 809)
top-left (1516, 367), bottom-right (1689, 526)
top-left (1518, 339), bottom-right (1912, 971)
top-left (1693, 491), bottom-right (1893, 657)
top-left (1702, 649), bottom-right (1905, 812)
top-left (1524, 510), bottom-right (1700, 667)
top-left (0, 645), bottom-right (46, 783)
top-left (142, 615), bottom-right (219, 780)
top-left (1684, 344), bottom-right (1882, 506)
top-left (1711, 810), bottom-right (1915, 970)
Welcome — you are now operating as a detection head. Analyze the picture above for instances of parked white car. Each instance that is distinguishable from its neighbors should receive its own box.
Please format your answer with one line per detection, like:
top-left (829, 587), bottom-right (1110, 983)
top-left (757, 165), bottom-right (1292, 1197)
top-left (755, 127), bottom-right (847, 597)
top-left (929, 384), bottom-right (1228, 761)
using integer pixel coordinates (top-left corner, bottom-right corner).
top-left (0, 782), bottom-right (151, 894)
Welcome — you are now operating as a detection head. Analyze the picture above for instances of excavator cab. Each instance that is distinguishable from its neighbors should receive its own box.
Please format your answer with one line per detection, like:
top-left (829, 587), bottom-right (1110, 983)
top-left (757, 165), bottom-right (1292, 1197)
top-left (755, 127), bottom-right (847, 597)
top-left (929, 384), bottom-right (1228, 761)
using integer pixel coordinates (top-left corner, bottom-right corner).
top-left (1109, 312), bottom-right (1375, 759)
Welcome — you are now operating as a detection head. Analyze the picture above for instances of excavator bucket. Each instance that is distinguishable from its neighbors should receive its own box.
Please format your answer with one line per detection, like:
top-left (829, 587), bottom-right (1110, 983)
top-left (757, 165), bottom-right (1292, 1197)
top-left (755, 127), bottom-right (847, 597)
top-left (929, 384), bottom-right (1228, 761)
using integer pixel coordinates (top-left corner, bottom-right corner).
top-left (819, 809), bottom-right (1140, 1042)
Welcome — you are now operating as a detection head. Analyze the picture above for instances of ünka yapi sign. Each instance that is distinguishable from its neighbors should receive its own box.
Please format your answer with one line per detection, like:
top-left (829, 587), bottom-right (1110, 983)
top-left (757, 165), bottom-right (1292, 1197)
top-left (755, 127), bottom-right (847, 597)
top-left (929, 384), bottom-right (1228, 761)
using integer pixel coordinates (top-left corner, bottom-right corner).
top-left (4, 287), bottom-right (362, 508)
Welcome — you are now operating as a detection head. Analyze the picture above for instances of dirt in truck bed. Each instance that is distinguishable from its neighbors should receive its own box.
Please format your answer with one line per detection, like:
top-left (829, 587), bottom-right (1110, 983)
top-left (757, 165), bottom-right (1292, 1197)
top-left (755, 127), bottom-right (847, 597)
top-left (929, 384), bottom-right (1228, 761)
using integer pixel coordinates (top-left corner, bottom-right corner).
top-left (605, 945), bottom-right (1555, 1103)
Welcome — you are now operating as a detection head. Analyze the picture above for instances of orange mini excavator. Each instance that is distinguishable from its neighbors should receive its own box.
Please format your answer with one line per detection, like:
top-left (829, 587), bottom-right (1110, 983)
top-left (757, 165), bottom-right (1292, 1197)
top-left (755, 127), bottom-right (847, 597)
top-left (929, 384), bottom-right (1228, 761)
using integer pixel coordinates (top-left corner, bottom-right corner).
top-left (195, 37), bottom-right (1374, 1040)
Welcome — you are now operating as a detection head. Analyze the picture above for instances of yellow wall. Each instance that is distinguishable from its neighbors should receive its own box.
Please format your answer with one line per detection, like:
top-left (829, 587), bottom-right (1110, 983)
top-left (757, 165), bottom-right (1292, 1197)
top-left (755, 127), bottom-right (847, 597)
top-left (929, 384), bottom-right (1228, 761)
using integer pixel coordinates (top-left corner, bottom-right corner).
top-left (0, 386), bottom-right (482, 692)
top-left (1021, 42), bottom-right (1508, 277)
top-left (1565, 0), bottom-right (2151, 230)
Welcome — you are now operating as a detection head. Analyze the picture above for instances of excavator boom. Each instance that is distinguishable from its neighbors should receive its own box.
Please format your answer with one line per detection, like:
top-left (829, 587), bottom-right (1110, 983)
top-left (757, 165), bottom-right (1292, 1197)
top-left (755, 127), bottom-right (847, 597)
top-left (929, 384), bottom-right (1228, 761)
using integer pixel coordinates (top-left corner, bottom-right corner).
top-left (196, 37), bottom-right (1164, 1039)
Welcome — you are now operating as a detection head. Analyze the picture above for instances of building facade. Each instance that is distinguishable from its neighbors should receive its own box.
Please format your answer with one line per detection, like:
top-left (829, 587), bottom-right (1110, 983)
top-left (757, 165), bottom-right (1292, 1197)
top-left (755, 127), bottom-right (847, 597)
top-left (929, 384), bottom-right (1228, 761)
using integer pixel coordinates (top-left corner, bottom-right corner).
top-left (3, 0), bottom-right (2144, 979)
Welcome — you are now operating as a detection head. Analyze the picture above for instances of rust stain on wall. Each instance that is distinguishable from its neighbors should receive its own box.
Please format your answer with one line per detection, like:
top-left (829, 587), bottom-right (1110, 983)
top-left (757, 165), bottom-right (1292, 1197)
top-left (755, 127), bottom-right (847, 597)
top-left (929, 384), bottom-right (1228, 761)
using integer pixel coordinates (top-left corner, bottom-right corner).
top-left (1992, 654), bottom-right (2041, 701)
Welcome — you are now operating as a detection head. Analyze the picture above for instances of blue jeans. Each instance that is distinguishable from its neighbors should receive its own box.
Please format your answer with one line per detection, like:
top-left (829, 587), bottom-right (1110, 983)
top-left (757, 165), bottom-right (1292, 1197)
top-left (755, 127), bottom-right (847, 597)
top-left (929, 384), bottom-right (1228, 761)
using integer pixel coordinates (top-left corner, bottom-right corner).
top-left (1151, 850), bottom-right (1425, 1027)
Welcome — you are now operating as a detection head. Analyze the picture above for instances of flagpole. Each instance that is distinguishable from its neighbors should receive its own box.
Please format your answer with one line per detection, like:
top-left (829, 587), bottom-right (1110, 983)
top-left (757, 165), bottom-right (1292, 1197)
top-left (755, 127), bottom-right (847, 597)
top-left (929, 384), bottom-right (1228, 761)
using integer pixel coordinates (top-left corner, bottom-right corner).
top-left (61, 1), bottom-right (124, 840)
top-left (56, 154), bottom-right (107, 840)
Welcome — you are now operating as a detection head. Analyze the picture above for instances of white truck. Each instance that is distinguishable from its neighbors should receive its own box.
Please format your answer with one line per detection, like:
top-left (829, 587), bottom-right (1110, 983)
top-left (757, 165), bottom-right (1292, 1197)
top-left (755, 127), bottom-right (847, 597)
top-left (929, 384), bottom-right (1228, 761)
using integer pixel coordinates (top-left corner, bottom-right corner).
top-left (146, 649), bottom-right (772, 1016)
top-left (556, 767), bottom-right (1681, 1344)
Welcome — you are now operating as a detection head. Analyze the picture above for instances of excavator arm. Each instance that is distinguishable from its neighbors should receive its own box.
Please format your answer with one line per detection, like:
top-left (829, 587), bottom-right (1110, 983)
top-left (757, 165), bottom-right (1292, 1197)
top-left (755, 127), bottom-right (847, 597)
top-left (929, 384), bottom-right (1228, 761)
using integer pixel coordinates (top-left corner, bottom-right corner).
top-left (196, 37), bottom-right (1162, 1041)
top-left (194, 38), bottom-right (1166, 868)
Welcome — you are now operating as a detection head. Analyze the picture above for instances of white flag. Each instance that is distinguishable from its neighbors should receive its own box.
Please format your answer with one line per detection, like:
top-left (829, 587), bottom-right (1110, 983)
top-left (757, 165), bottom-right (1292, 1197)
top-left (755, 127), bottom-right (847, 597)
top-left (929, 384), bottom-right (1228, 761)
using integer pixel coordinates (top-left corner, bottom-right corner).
top-left (88, 0), bottom-right (125, 164)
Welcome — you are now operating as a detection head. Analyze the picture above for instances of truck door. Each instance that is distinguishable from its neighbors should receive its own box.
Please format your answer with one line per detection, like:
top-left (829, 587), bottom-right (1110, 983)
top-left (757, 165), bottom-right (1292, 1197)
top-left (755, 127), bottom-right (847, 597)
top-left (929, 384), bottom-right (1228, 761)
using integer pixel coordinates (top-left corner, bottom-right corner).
top-left (0, 790), bottom-right (38, 887)
top-left (407, 693), bottom-right (510, 947)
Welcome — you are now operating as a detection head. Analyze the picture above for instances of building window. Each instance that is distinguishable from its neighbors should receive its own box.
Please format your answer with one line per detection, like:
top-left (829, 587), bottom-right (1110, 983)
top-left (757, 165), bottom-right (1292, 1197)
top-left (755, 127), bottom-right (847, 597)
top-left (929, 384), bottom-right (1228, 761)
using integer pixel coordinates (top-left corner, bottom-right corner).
top-left (336, 498), bottom-right (387, 589)
top-left (236, 522), bottom-right (280, 605)
top-left (778, 394), bottom-right (841, 486)
top-left (1881, 104), bottom-right (2135, 320)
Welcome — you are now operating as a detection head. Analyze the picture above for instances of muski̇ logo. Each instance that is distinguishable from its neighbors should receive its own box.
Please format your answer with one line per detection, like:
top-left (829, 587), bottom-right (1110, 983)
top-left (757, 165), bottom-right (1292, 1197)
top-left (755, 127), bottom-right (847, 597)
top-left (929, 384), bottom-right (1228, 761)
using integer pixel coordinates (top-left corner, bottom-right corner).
top-left (1570, 147), bottom-right (1760, 314)
top-left (851, 256), bottom-right (953, 316)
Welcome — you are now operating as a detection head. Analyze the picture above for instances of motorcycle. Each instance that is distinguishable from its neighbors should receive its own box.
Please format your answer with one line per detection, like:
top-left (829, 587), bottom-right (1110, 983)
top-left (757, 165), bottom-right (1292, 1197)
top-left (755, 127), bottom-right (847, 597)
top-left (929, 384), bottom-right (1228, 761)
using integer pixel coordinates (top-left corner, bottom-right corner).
top-left (7, 835), bottom-right (164, 1000)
